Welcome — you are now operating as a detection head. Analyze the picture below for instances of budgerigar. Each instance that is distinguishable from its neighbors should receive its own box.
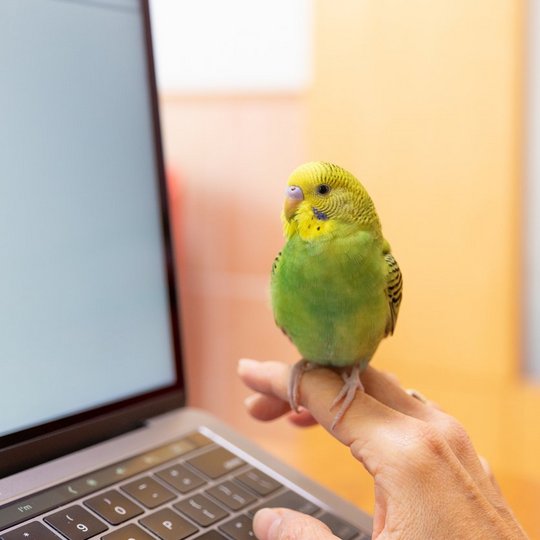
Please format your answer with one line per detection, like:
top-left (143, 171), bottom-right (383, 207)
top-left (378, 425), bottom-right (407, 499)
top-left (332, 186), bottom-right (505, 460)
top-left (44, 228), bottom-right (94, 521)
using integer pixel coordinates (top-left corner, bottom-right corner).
top-left (271, 162), bottom-right (403, 429)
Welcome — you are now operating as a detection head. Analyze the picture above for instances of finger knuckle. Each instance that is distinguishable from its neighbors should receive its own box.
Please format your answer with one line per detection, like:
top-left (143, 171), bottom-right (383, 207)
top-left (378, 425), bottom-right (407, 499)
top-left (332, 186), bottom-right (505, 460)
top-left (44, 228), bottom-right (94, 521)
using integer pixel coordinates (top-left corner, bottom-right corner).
top-left (350, 421), bottom-right (451, 476)
top-left (434, 413), bottom-right (473, 456)
top-left (405, 422), bottom-right (450, 465)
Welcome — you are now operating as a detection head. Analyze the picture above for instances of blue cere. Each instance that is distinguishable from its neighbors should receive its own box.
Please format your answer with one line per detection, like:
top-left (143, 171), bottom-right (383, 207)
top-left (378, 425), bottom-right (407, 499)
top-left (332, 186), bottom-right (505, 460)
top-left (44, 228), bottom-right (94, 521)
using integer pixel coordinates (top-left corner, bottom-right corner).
top-left (312, 207), bottom-right (329, 221)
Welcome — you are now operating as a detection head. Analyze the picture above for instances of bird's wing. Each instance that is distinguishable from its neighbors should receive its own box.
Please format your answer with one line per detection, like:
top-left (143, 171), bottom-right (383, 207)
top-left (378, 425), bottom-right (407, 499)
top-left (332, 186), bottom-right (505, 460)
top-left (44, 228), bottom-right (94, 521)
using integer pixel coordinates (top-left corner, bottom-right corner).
top-left (384, 251), bottom-right (403, 336)
top-left (271, 250), bottom-right (283, 277)
top-left (271, 250), bottom-right (290, 339)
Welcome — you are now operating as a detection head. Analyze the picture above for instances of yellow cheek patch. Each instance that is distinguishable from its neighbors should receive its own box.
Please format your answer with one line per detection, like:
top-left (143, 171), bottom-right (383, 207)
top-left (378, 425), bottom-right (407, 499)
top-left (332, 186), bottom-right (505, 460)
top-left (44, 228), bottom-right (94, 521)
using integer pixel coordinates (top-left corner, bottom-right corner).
top-left (283, 205), bottom-right (336, 240)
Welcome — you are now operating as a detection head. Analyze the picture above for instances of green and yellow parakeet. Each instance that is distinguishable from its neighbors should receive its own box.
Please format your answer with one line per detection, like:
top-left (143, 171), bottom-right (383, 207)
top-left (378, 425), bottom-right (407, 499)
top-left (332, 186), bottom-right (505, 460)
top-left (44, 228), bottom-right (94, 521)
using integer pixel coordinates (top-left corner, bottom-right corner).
top-left (271, 162), bottom-right (403, 429)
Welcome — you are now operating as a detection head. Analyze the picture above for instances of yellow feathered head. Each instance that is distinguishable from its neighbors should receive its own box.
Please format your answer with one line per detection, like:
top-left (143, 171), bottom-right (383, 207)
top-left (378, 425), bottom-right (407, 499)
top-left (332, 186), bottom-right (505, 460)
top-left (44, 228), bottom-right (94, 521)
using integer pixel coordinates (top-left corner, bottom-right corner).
top-left (282, 161), bottom-right (381, 239)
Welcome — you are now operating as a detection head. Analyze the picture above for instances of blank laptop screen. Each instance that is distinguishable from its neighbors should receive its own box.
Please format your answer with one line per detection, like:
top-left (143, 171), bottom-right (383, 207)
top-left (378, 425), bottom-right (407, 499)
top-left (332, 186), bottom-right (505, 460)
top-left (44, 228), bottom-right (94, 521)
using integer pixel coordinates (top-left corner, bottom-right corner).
top-left (0, 0), bottom-right (176, 438)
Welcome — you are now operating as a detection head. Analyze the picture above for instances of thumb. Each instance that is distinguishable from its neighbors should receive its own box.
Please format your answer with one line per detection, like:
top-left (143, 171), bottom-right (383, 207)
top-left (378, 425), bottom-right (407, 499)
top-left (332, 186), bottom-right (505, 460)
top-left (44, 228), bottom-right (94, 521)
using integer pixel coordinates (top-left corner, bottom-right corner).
top-left (253, 508), bottom-right (340, 540)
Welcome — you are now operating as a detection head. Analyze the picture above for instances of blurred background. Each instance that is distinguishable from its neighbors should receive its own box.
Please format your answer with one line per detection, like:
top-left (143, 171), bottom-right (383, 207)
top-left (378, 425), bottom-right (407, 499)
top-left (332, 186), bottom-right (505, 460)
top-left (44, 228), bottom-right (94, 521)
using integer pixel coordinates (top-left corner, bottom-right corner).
top-left (151, 1), bottom-right (539, 536)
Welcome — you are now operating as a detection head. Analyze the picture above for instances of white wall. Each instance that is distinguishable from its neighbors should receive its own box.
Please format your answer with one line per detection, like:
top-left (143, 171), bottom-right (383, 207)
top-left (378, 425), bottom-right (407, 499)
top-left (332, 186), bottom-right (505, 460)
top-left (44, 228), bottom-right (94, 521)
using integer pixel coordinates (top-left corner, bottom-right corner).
top-left (150, 0), bottom-right (312, 93)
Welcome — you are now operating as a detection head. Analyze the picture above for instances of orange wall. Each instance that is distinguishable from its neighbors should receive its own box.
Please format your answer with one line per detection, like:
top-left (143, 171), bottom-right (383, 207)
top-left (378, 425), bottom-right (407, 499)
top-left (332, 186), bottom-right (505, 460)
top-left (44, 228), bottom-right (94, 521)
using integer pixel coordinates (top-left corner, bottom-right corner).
top-left (308, 0), bottom-right (540, 484)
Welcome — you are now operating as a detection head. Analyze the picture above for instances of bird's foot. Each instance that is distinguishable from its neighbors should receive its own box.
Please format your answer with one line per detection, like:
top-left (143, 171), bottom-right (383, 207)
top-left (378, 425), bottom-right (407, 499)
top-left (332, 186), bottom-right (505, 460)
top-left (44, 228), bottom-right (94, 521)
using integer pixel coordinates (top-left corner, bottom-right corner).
top-left (288, 359), bottom-right (312, 413)
top-left (330, 363), bottom-right (364, 431)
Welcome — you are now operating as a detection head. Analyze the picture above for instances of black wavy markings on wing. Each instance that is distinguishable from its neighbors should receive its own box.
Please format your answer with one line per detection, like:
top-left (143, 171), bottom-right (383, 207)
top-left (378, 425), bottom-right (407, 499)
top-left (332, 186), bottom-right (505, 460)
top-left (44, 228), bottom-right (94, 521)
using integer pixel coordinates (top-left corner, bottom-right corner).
top-left (384, 252), bottom-right (403, 335)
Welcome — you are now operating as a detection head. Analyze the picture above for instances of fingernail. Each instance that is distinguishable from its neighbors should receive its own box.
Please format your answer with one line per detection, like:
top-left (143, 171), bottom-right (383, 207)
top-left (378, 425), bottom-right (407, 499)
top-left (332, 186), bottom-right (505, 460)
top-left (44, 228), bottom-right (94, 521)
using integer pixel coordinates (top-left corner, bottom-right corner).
top-left (237, 358), bottom-right (260, 374)
top-left (405, 388), bottom-right (429, 404)
top-left (243, 394), bottom-right (259, 409)
top-left (253, 508), bottom-right (282, 540)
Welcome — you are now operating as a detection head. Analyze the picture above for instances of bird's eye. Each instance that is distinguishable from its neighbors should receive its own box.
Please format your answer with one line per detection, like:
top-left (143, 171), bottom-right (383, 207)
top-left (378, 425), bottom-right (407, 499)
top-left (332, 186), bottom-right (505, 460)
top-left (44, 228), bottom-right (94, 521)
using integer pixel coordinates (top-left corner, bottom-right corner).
top-left (316, 184), bottom-right (330, 195)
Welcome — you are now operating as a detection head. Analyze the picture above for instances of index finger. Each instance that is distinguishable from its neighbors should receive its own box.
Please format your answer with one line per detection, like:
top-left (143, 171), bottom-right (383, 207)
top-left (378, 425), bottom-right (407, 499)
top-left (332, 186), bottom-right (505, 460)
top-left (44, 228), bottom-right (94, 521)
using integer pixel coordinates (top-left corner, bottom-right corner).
top-left (238, 359), bottom-right (427, 471)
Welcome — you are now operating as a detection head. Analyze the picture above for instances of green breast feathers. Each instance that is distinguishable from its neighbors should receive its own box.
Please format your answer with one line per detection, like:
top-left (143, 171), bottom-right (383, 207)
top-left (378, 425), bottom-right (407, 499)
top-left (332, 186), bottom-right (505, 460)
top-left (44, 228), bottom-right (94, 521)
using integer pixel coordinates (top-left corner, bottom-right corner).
top-left (271, 161), bottom-right (403, 429)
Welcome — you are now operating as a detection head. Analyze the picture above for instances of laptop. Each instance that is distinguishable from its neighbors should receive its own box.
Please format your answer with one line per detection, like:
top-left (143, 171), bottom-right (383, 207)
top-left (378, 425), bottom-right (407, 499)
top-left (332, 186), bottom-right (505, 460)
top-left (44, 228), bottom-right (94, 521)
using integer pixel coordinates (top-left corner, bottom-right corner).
top-left (0, 1), bottom-right (373, 538)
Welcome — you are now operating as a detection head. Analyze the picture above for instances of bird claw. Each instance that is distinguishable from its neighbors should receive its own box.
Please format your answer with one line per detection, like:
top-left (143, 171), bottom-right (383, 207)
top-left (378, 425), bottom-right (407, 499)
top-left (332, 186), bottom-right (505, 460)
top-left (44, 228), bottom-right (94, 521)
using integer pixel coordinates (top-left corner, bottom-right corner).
top-left (288, 359), bottom-right (311, 413)
top-left (289, 360), bottom-right (365, 431)
top-left (330, 364), bottom-right (364, 431)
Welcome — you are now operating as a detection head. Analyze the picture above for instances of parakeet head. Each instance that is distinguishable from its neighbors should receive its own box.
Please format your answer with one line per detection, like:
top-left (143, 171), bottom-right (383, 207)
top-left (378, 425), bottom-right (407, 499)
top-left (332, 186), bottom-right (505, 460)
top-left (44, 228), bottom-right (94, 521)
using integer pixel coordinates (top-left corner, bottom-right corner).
top-left (282, 161), bottom-right (381, 240)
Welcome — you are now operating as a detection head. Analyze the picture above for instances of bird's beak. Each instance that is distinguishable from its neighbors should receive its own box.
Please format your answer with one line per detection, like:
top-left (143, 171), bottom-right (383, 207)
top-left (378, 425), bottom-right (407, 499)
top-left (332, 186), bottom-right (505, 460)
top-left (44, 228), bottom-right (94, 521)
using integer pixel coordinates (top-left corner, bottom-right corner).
top-left (284, 185), bottom-right (304, 220)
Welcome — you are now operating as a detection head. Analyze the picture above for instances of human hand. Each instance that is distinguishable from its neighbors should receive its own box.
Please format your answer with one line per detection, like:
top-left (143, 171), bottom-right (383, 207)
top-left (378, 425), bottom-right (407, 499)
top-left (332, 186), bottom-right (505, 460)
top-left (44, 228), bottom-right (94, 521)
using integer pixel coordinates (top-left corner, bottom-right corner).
top-left (238, 359), bottom-right (528, 539)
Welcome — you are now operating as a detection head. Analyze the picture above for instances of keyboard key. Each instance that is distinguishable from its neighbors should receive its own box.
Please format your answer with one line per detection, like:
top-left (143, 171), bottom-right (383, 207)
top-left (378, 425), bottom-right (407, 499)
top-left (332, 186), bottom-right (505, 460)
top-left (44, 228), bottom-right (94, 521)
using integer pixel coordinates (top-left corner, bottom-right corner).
top-left (102, 523), bottom-right (155, 539)
top-left (174, 494), bottom-right (228, 526)
top-left (139, 507), bottom-right (198, 540)
top-left (317, 512), bottom-right (361, 540)
top-left (206, 481), bottom-right (256, 511)
top-left (247, 490), bottom-right (319, 517)
top-left (193, 532), bottom-right (228, 540)
top-left (0, 488), bottom-right (77, 531)
top-left (44, 505), bottom-right (108, 540)
top-left (235, 469), bottom-right (281, 496)
top-left (187, 447), bottom-right (244, 479)
top-left (187, 433), bottom-right (213, 448)
top-left (218, 515), bottom-right (255, 540)
top-left (84, 489), bottom-right (143, 525)
top-left (0, 521), bottom-right (61, 539)
top-left (121, 477), bottom-right (175, 509)
top-left (156, 464), bottom-right (206, 494)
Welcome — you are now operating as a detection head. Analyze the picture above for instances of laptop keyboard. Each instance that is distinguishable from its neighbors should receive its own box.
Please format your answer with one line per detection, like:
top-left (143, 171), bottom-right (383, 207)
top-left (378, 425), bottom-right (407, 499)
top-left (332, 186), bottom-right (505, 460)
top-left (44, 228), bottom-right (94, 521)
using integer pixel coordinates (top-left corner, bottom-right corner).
top-left (0, 431), bottom-right (371, 540)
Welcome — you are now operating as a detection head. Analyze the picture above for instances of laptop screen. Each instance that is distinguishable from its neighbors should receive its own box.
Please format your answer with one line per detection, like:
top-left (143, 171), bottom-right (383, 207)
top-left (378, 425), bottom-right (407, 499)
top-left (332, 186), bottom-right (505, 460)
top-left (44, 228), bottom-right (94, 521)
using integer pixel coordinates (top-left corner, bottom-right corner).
top-left (0, 0), bottom-right (181, 443)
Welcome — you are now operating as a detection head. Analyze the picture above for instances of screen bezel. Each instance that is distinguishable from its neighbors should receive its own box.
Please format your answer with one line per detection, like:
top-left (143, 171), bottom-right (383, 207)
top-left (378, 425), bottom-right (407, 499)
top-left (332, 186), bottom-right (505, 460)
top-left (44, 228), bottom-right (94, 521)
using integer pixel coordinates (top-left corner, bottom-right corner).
top-left (0, 0), bottom-right (186, 477)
